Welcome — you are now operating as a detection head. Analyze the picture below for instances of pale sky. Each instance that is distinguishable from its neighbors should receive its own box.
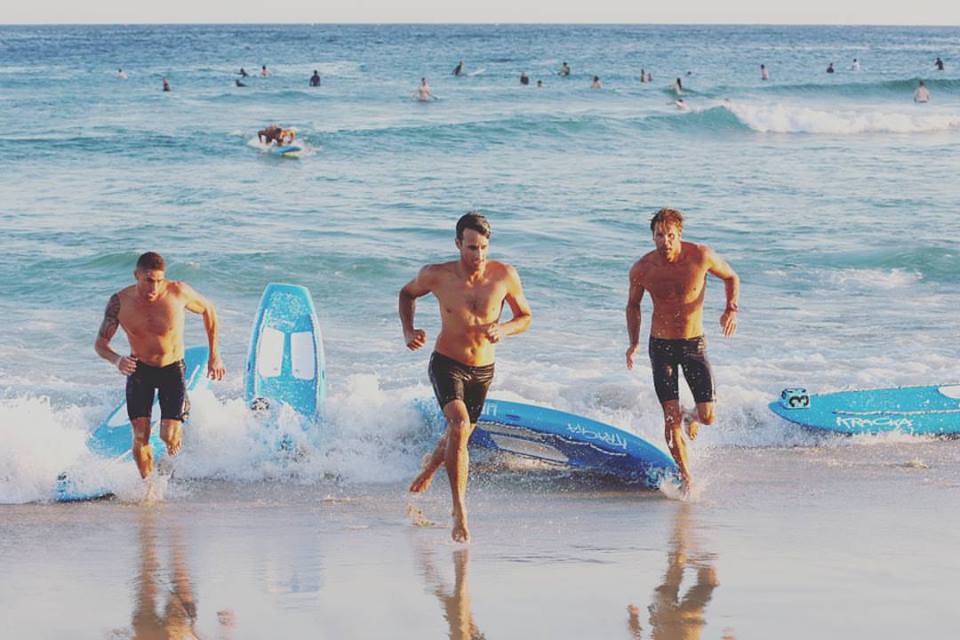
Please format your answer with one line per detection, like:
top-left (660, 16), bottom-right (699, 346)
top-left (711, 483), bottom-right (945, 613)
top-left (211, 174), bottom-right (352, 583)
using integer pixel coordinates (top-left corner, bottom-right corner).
top-left (3, 0), bottom-right (958, 25)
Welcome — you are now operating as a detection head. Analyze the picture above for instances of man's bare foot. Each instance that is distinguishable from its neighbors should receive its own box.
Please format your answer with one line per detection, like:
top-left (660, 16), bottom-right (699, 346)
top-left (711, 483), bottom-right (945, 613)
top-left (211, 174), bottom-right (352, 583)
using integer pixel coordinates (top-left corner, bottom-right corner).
top-left (161, 422), bottom-right (182, 456)
top-left (409, 467), bottom-right (436, 493)
top-left (451, 510), bottom-right (470, 543)
top-left (683, 412), bottom-right (700, 440)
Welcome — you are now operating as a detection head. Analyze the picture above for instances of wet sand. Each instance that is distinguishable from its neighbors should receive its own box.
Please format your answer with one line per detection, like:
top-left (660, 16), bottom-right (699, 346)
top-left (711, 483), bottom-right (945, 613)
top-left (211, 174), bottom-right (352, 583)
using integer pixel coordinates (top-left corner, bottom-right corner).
top-left (2, 442), bottom-right (959, 639)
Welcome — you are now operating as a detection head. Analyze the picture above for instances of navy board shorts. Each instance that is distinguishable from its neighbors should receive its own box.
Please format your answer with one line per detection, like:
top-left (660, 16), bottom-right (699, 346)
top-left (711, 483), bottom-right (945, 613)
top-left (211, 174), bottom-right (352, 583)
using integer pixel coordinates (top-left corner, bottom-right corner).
top-left (126, 359), bottom-right (190, 422)
top-left (648, 336), bottom-right (716, 405)
top-left (428, 352), bottom-right (495, 424)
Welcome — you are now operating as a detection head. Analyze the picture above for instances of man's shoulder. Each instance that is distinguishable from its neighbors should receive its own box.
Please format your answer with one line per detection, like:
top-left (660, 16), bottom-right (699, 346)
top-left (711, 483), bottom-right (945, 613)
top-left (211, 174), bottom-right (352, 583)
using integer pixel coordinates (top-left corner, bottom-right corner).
top-left (115, 285), bottom-right (135, 302)
top-left (488, 260), bottom-right (519, 279)
top-left (630, 251), bottom-right (659, 273)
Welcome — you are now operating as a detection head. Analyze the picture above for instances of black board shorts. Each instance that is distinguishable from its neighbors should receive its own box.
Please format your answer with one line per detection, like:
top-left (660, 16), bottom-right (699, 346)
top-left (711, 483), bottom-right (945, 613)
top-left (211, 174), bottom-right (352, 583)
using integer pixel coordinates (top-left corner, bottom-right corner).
top-left (126, 359), bottom-right (190, 422)
top-left (648, 336), bottom-right (715, 404)
top-left (428, 352), bottom-right (495, 424)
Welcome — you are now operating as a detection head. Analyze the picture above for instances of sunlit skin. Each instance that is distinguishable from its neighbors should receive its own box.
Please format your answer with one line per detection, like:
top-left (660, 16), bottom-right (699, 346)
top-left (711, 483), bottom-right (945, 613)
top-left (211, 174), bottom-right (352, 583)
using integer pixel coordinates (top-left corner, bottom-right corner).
top-left (625, 221), bottom-right (739, 489)
top-left (399, 228), bottom-right (532, 542)
top-left (95, 266), bottom-right (225, 480)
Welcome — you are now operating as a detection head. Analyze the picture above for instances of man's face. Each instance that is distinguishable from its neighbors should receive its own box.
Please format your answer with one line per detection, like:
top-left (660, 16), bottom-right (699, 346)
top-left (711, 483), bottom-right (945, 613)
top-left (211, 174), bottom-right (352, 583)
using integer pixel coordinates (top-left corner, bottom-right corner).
top-left (134, 269), bottom-right (166, 302)
top-left (456, 229), bottom-right (489, 273)
top-left (653, 223), bottom-right (682, 262)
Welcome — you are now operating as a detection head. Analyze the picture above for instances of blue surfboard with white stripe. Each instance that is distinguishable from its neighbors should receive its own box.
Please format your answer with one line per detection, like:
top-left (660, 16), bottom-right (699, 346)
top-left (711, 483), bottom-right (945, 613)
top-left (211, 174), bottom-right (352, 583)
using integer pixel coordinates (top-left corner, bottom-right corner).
top-left (55, 345), bottom-right (211, 502)
top-left (422, 398), bottom-right (678, 487)
top-left (769, 385), bottom-right (960, 435)
top-left (245, 283), bottom-right (325, 417)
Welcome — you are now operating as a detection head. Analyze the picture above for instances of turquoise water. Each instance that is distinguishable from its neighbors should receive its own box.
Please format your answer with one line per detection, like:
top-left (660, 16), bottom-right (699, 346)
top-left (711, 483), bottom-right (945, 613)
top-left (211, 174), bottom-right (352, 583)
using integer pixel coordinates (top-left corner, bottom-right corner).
top-left (1, 24), bottom-right (959, 496)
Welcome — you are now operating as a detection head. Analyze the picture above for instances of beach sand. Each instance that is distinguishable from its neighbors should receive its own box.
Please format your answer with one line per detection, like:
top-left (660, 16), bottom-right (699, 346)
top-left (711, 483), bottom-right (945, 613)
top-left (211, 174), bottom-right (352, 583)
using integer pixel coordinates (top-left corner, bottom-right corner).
top-left (2, 442), bottom-right (958, 639)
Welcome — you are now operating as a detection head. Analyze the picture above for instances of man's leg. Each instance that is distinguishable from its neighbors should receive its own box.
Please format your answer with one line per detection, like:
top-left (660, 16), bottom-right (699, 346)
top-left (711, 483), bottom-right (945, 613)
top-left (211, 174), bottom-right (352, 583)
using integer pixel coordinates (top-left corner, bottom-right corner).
top-left (443, 400), bottom-right (474, 543)
top-left (661, 400), bottom-right (691, 487)
top-left (159, 419), bottom-right (183, 456)
top-left (410, 433), bottom-right (447, 493)
top-left (132, 418), bottom-right (154, 479)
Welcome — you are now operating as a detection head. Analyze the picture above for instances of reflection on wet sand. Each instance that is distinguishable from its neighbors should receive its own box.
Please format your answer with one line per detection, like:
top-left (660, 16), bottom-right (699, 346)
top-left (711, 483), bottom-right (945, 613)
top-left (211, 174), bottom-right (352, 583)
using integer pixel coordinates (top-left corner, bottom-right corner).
top-left (125, 509), bottom-right (212, 640)
top-left (629, 504), bottom-right (729, 640)
top-left (415, 544), bottom-right (485, 640)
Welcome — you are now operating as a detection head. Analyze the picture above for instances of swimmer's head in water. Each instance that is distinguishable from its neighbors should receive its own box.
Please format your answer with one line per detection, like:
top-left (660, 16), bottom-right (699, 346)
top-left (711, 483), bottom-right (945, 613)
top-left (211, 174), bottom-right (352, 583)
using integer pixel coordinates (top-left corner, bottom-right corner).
top-left (650, 209), bottom-right (684, 261)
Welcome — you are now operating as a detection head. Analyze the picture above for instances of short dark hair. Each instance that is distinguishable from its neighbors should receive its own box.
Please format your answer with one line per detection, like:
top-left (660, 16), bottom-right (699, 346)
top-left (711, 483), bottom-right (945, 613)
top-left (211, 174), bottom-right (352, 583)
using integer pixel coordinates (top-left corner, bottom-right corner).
top-left (650, 208), bottom-right (684, 233)
top-left (136, 251), bottom-right (165, 272)
top-left (456, 212), bottom-right (492, 241)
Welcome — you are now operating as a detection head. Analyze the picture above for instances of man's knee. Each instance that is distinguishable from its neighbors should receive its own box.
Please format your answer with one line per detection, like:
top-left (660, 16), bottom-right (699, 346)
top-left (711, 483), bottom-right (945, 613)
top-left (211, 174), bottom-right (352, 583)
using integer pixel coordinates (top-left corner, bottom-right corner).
top-left (697, 403), bottom-right (716, 425)
top-left (131, 419), bottom-right (151, 446)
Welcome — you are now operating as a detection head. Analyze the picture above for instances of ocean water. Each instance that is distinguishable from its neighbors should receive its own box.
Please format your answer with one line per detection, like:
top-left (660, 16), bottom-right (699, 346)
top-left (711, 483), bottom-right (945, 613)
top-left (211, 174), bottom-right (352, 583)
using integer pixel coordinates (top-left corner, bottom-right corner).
top-left (1, 24), bottom-right (960, 638)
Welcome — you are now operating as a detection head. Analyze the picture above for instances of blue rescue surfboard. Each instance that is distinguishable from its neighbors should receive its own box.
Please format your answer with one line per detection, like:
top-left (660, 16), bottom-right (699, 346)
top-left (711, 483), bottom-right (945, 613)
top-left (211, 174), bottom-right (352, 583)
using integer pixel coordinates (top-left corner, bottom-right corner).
top-left (55, 345), bottom-right (211, 502)
top-left (423, 398), bottom-right (678, 487)
top-left (245, 283), bottom-right (325, 417)
top-left (272, 144), bottom-right (302, 156)
top-left (769, 385), bottom-right (960, 435)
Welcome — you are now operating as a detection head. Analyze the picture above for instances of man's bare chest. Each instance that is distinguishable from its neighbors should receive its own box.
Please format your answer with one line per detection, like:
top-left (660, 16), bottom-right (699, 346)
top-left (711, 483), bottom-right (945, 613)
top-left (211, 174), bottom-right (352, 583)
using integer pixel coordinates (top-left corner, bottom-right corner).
top-left (120, 300), bottom-right (183, 335)
top-left (437, 280), bottom-right (505, 317)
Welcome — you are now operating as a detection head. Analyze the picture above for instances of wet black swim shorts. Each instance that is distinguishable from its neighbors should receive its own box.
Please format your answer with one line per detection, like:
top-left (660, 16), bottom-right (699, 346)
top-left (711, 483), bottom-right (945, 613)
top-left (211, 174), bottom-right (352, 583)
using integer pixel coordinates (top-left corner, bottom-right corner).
top-left (428, 352), bottom-right (495, 424)
top-left (126, 359), bottom-right (190, 422)
top-left (648, 336), bottom-right (715, 404)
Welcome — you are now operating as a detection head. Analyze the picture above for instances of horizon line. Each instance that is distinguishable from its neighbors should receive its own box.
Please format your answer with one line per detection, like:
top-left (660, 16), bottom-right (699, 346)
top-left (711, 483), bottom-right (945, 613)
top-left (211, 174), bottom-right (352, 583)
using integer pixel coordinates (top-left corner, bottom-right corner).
top-left (2, 21), bottom-right (959, 27)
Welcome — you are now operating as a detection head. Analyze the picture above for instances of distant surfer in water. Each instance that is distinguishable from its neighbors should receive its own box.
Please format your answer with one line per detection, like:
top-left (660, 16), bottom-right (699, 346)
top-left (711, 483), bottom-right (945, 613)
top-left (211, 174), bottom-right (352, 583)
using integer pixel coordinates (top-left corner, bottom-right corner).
top-left (559, 61), bottom-right (571, 77)
top-left (851, 58), bottom-right (861, 71)
top-left (453, 60), bottom-right (464, 76)
top-left (914, 80), bottom-right (931, 103)
top-left (162, 78), bottom-right (171, 92)
top-left (826, 62), bottom-right (835, 74)
top-left (760, 64), bottom-right (769, 81)
top-left (416, 77), bottom-right (434, 101)
top-left (94, 252), bottom-right (225, 484)
top-left (257, 125), bottom-right (294, 146)
top-left (117, 68), bottom-right (128, 80)
top-left (625, 209), bottom-right (740, 492)
top-left (520, 71), bottom-right (529, 85)
top-left (309, 70), bottom-right (321, 87)
top-left (935, 56), bottom-right (944, 71)
top-left (239, 67), bottom-right (249, 77)
top-left (400, 212), bottom-right (532, 543)
top-left (591, 75), bottom-right (603, 89)
top-left (261, 64), bottom-right (270, 77)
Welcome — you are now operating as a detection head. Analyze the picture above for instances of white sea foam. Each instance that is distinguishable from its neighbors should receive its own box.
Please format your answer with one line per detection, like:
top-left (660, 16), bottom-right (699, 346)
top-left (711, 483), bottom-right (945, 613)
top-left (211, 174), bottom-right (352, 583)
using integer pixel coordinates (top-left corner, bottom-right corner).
top-left (726, 102), bottom-right (960, 134)
top-left (819, 267), bottom-right (922, 290)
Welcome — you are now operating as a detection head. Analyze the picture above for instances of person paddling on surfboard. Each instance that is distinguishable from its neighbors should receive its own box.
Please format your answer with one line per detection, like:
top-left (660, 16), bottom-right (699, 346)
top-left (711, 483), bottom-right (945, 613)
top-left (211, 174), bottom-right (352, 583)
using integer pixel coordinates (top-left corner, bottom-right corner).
top-left (400, 212), bottom-right (532, 543)
top-left (625, 209), bottom-right (740, 492)
top-left (94, 252), bottom-right (225, 483)
top-left (257, 125), bottom-right (291, 146)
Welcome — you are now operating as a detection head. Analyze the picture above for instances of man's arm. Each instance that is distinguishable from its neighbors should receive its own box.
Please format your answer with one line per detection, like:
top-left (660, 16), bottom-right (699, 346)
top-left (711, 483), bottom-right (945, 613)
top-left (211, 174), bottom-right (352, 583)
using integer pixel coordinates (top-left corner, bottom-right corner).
top-left (181, 283), bottom-right (226, 380)
top-left (625, 262), bottom-right (646, 370)
top-left (485, 265), bottom-right (532, 343)
top-left (95, 293), bottom-right (137, 375)
top-left (399, 266), bottom-right (433, 350)
top-left (706, 246), bottom-right (740, 338)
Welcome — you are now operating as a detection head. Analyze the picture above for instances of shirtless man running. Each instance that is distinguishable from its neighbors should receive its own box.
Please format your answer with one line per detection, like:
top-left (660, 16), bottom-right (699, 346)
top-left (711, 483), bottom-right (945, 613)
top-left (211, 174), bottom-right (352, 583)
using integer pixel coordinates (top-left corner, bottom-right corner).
top-left (624, 209), bottom-right (739, 490)
top-left (95, 252), bottom-right (226, 481)
top-left (400, 212), bottom-right (532, 542)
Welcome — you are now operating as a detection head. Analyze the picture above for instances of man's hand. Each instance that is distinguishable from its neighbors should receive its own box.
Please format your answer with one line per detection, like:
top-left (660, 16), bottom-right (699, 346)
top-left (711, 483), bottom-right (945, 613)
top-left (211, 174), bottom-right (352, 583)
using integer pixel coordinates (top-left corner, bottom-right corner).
top-left (483, 323), bottom-right (504, 344)
top-left (116, 355), bottom-right (137, 376)
top-left (207, 353), bottom-right (226, 380)
top-left (405, 329), bottom-right (427, 351)
top-left (625, 344), bottom-right (639, 370)
top-left (720, 310), bottom-right (738, 337)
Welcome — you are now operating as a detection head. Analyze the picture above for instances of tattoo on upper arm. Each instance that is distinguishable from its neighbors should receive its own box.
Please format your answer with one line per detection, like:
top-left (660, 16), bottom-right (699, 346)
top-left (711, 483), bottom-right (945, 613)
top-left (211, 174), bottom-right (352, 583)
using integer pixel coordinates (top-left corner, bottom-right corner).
top-left (98, 294), bottom-right (120, 339)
